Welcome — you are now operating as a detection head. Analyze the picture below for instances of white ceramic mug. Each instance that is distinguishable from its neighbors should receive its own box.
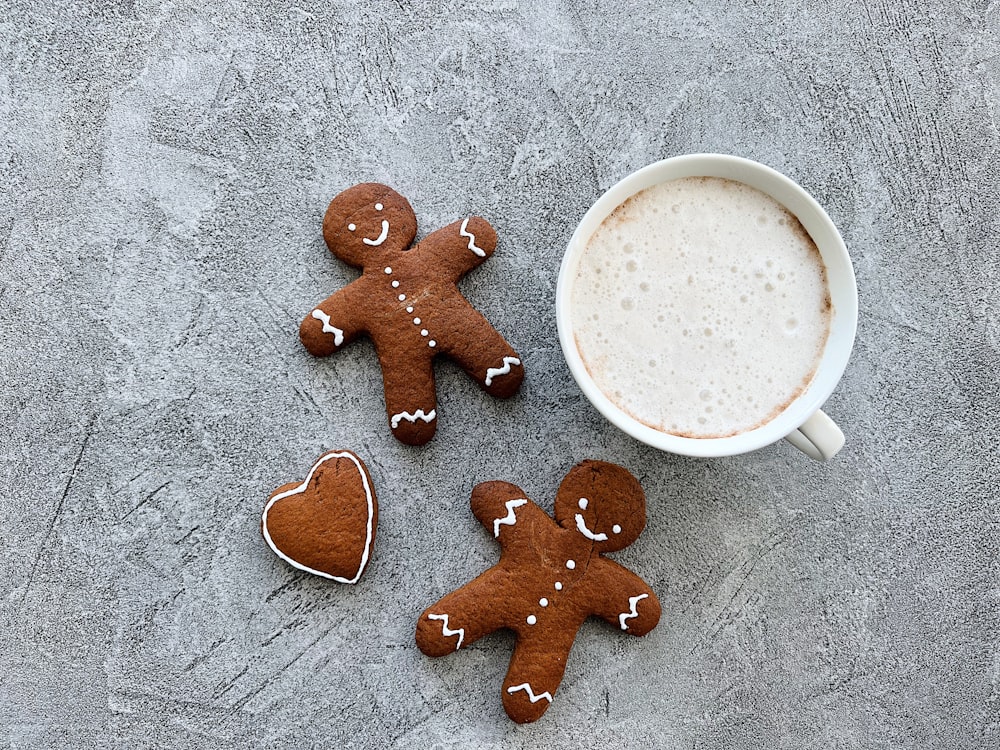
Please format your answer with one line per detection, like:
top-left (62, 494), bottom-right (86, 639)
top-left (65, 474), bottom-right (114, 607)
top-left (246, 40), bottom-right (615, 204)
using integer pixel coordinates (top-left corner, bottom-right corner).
top-left (556, 154), bottom-right (858, 460)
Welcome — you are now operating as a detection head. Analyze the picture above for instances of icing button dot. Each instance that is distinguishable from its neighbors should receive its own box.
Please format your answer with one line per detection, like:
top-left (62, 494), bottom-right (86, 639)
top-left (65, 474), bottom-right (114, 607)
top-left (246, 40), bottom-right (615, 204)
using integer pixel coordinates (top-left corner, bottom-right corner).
top-left (375, 202), bottom-right (383, 210)
top-left (429, 340), bottom-right (436, 348)
top-left (348, 223), bottom-right (356, 232)
top-left (413, 317), bottom-right (421, 325)
top-left (398, 294), bottom-right (406, 301)
top-left (406, 306), bottom-right (414, 313)
top-left (613, 524), bottom-right (622, 534)
top-left (384, 266), bottom-right (392, 274)
top-left (555, 581), bottom-right (563, 590)
top-left (566, 560), bottom-right (576, 570)
top-left (526, 615), bottom-right (537, 625)
top-left (578, 497), bottom-right (588, 509)
top-left (421, 329), bottom-right (428, 336)
top-left (391, 280), bottom-right (400, 288)
top-left (539, 598), bottom-right (548, 607)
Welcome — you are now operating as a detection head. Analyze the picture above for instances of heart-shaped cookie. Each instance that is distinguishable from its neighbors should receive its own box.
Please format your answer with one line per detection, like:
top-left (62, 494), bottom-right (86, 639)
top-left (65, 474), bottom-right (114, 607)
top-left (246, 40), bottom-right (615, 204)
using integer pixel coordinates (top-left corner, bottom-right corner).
top-left (261, 450), bottom-right (377, 583)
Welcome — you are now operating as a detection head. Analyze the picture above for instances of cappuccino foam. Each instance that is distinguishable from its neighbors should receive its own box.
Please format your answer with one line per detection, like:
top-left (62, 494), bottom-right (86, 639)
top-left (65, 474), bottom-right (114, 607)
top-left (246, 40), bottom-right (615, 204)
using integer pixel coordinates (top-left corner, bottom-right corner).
top-left (570, 176), bottom-right (832, 439)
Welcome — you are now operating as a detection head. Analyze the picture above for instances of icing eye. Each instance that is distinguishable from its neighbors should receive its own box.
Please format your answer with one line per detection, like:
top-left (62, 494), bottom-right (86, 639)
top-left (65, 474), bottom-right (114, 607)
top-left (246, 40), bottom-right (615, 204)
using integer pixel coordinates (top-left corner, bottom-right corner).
top-left (613, 524), bottom-right (622, 534)
top-left (578, 497), bottom-right (588, 510)
top-left (375, 202), bottom-right (383, 211)
top-left (348, 223), bottom-right (356, 232)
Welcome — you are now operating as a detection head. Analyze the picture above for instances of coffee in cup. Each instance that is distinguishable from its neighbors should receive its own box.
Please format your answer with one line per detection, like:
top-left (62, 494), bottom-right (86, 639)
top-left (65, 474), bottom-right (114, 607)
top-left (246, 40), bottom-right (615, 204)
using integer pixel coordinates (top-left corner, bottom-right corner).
top-left (556, 154), bottom-right (857, 460)
top-left (569, 176), bottom-right (832, 439)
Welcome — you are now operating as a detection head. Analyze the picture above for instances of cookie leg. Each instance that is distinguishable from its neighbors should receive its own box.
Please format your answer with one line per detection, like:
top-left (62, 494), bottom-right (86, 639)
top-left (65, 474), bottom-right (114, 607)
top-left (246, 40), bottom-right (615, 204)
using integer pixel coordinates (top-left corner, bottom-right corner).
top-left (416, 570), bottom-right (509, 656)
top-left (379, 350), bottom-right (438, 445)
top-left (439, 308), bottom-right (523, 398)
top-left (501, 629), bottom-right (578, 723)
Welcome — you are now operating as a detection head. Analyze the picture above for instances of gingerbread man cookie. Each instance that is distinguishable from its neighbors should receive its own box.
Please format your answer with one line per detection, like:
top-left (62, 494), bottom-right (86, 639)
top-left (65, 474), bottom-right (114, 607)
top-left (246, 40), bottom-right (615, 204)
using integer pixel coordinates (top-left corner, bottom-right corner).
top-left (299, 183), bottom-right (524, 445)
top-left (415, 460), bottom-right (661, 723)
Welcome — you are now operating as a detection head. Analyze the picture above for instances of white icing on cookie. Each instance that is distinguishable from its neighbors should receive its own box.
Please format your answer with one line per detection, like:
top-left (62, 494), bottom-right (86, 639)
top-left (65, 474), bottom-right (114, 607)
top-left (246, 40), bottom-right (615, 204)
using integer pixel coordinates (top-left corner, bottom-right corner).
top-left (526, 614), bottom-right (537, 625)
top-left (566, 559), bottom-right (576, 570)
top-left (428, 340), bottom-right (436, 348)
top-left (574, 513), bottom-right (608, 541)
top-left (485, 356), bottom-right (521, 387)
top-left (390, 409), bottom-right (436, 429)
top-left (578, 497), bottom-right (588, 510)
top-left (311, 309), bottom-right (344, 346)
top-left (384, 266), bottom-right (392, 274)
top-left (375, 202), bottom-right (383, 211)
top-left (428, 612), bottom-right (464, 650)
top-left (363, 219), bottom-right (390, 246)
top-left (507, 683), bottom-right (553, 703)
top-left (613, 524), bottom-right (622, 534)
top-left (554, 581), bottom-right (563, 591)
top-left (619, 593), bottom-right (649, 630)
top-left (348, 223), bottom-right (356, 232)
top-left (260, 451), bottom-right (374, 584)
top-left (460, 217), bottom-right (486, 257)
top-left (539, 598), bottom-right (548, 607)
top-left (493, 498), bottom-right (528, 537)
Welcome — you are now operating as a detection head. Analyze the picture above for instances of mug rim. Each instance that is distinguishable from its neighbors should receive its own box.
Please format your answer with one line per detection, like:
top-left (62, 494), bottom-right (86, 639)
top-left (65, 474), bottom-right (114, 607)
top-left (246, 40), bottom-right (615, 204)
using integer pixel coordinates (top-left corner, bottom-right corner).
top-left (555, 153), bottom-right (858, 458)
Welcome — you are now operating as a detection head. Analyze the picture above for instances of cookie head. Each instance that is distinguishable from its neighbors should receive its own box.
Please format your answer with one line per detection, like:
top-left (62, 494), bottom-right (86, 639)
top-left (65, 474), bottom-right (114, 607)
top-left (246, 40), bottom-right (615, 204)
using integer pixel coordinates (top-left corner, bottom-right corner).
top-left (554, 460), bottom-right (646, 552)
top-left (322, 183), bottom-right (417, 267)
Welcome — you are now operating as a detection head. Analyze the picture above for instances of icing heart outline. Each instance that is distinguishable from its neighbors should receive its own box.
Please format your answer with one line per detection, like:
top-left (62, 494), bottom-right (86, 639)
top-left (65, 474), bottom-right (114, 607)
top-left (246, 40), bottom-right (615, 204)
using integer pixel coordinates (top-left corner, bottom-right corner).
top-left (261, 451), bottom-right (375, 583)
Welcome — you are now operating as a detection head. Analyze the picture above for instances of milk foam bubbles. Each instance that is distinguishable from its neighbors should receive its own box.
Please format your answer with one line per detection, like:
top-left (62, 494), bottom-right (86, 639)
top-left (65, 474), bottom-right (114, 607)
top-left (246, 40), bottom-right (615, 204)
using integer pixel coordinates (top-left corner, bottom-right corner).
top-left (570, 177), bottom-right (832, 438)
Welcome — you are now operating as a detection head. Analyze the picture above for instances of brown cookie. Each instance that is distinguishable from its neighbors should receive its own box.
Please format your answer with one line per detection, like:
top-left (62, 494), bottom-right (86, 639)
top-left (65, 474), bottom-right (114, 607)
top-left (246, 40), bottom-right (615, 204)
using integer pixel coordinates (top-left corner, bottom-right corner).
top-left (261, 450), bottom-right (377, 583)
top-left (415, 460), bottom-right (661, 723)
top-left (299, 183), bottom-right (524, 445)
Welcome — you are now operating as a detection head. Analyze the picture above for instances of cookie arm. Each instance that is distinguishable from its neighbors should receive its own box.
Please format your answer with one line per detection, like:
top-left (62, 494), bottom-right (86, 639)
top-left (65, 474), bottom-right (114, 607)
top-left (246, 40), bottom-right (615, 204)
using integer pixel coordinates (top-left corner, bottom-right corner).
top-left (416, 567), bottom-right (510, 656)
top-left (471, 481), bottom-right (552, 551)
top-left (416, 216), bottom-right (497, 282)
top-left (434, 302), bottom-right (523, 398)
top-left (299, 284), bottom-right (367, 357)
top-left (585, 558), bottom-right (661, 637)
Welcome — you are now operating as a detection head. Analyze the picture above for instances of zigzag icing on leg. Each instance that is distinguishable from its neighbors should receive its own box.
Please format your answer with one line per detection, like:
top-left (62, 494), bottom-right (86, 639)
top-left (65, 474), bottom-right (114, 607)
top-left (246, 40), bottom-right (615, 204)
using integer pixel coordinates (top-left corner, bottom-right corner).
top-left (493, 498), bottom-right (528, 537)
top-left (506, 683), bottom-right (553, 703)
top-left (460, 217), bottom-right (486, 257)
top-left (619, 593), bottom-right (649, 630)
top-left (311, 309), bottom-right (344, 346)
top-left (427, 613), bottom-right (464, 650)
top-left (485, 356), bottom-right (521, 386)
top-left (390, 409), bottom-right (436, 429)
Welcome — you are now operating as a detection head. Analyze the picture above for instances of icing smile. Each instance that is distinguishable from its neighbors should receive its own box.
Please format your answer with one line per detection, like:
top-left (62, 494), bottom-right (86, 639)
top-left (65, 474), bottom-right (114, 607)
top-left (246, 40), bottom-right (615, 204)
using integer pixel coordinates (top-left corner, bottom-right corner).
top-left (363, 220), bottom-right (390, 246)
top-left (574, 513), bottom-right (608, 541)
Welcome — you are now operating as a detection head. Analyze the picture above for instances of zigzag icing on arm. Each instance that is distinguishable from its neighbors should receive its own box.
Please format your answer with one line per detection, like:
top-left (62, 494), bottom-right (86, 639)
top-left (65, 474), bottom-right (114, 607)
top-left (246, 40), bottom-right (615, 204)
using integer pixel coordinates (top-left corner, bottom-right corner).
top-left (506, 683), bottom-right (553, 703)
top-left (390, 409), bottom-right (436, 429)
top-left (485, 356), bottom-right (521, 386)
top-left (459, 217), bottom-right (486, 257)
top-left (427, 613), bottom-right (464, 650)
top-left (311, 309), bottom-right (344, 346)
top-left (493, 498), bottom-right (528, 537)
top-left (619, 593), bottom-right (649, 630)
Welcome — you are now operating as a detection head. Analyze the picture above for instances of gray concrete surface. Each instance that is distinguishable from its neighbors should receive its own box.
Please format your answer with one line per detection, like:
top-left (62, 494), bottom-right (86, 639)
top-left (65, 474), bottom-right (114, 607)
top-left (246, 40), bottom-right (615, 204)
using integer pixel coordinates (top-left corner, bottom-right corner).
top-left (1, 0), bottom-right (998, 747)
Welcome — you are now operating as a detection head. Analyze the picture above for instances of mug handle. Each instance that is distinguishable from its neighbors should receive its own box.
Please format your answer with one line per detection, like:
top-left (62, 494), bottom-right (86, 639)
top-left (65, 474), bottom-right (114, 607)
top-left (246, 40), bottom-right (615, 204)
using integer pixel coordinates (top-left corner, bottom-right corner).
top-left (784, 409), bottom-right (845, 461)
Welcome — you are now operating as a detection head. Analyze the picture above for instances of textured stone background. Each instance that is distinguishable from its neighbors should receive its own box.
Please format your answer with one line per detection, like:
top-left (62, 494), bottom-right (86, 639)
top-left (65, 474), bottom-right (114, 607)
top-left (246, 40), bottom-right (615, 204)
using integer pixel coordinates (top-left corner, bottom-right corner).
top-left (2, 0), bottom-right (998, 747)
